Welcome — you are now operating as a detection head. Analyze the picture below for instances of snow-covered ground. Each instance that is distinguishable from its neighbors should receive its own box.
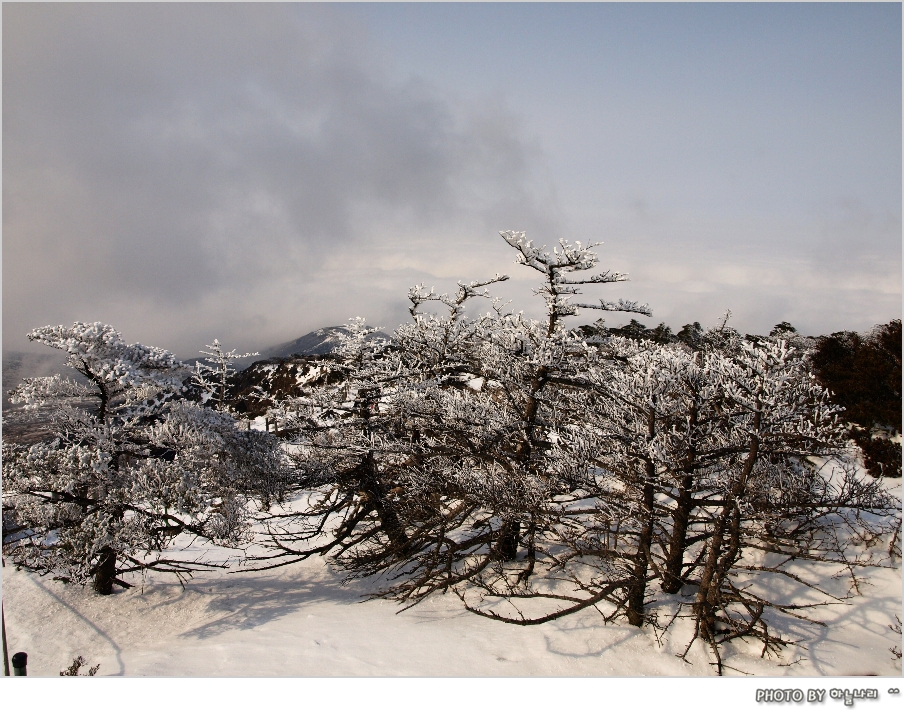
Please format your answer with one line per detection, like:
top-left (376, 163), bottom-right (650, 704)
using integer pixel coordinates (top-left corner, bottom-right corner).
top-left (3, 511), bottom-right (903, 710)
top-left (3, 528), bottom-right (901, 679)
top-left (3, 457), bottom-right (902, 707)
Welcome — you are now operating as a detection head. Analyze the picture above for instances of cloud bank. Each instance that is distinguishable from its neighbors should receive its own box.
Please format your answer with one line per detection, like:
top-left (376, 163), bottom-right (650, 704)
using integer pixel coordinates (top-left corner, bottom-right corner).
top-left (4, 4), bottom-right (561, 357)
top-left (4, 4), bottom-right (900, 359)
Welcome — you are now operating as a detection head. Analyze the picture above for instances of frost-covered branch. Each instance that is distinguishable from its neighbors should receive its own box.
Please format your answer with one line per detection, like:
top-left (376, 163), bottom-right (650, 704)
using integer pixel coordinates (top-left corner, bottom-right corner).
top-left (500, 230), bottom-right (650, 334)
top-left (193, 339), bottom-right (259, 411)
top-left (3, 322), bottom-right (288, 595)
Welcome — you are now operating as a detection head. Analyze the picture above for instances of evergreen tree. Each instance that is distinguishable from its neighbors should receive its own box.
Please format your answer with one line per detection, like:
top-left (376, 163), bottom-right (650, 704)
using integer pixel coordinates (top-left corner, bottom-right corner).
top-left (811, 320), bottom-right (902, 477)
top-left (2, 323), bottom-right (288, 593)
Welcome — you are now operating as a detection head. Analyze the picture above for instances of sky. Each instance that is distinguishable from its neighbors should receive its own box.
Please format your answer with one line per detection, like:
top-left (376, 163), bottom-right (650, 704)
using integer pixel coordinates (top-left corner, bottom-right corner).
top-left (3, 2), bottom-right (901, 359)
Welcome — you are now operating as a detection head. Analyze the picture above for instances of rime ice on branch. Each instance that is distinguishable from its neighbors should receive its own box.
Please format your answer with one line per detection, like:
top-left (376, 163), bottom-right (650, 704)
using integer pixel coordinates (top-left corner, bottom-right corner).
top-left (499, 230), bottom-right (650, 335)
top-left (248, 231), bottom-right (652, 583)
top-left (192, 339), bottom-right (259, 412)
top-left (245, 231), bottom-right (896, 676)
top-left (2, 323), bottom-right (288, 594)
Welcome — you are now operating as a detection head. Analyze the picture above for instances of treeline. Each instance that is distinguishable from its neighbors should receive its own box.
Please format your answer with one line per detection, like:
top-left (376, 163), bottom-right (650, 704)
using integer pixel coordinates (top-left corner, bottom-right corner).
top-left (811, 320), bottom-right (901, 478)
top-left (227, 317), bottom-right (903, 479)
top-left (576, 316), bottom-right (901, 478)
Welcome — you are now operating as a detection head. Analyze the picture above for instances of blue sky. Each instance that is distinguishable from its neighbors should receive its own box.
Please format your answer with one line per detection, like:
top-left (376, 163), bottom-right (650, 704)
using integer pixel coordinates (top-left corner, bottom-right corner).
top-left (4, 3), bottom-right (900, 356)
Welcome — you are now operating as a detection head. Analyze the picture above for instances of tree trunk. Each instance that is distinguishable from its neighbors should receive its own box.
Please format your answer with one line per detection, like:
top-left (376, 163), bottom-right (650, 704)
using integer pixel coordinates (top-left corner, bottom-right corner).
top-left (93, 546), bottom-right (117, 595)
top-left (374, 496), bottom-right (409, 552)
top-left (493, 520), bottom-right (520, 561)
top-left (627, 476), bottom-right (654, 625)
top-left (662, 401), bottom-right (699, 594)
top-left (628, 406), bottom-right (657, 626)
top-left (360, 452), bottom-right (410, 553)
top-left (694, 410), bottom-right (761, 645)
top-left (661, 474), bottom-right (693, 593)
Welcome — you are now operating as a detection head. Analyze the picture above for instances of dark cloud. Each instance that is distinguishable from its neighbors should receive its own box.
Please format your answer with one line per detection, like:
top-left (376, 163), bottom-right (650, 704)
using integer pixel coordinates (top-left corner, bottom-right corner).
top-left (3, 4), bottom-right (561, 357)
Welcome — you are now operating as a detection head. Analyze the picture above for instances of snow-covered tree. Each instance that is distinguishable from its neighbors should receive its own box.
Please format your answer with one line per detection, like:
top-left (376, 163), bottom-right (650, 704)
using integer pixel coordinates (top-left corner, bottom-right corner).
top-left (249, 232), bottom-right (651, 602)
top-left (192, 339), bottom-right (259, 412)
top-left (238, 229), bottom-right (898, 675)
top-left (2, 323), bottom-right (288, 594)
top-left (460, 331), bottom-right (897, 674)
top-left (216, 225), bottom-right (901, 675)
top-left (244, 316), bottom-right (416, 570)
top-left (683, 338), bottom-right (896, 672)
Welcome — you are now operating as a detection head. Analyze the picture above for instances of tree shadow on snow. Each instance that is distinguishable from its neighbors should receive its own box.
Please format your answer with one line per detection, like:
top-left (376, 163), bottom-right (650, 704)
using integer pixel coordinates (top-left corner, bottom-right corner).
top-left (174, 564), bottom-right (374, 641)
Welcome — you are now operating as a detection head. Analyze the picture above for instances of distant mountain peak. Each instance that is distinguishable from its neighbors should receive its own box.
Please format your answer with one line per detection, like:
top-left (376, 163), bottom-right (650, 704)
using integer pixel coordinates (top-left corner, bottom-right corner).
top-left (259, 326), bottom-right (389, 360)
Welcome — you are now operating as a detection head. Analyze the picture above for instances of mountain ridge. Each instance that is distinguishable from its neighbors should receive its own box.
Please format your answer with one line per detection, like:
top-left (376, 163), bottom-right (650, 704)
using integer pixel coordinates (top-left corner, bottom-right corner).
top-left (259, 325), bottom-right (387, 360)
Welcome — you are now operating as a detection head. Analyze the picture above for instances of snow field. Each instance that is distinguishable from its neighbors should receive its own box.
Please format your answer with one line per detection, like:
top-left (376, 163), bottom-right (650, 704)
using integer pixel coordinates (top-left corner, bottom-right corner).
top-left (3, 528), bottom-right (900, 678)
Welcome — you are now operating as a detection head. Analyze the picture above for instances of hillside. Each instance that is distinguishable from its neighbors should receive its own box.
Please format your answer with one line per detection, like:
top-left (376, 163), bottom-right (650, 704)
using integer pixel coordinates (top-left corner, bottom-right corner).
top-left (226, 356), bottom-right (344, 418)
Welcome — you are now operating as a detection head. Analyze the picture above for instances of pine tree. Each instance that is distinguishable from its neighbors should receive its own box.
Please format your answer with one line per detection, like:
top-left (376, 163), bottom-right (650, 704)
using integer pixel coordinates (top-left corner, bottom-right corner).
top-left (2, 323), bottom-right (288, 593)
top-left (192, 339), bottom-right (259, 412)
